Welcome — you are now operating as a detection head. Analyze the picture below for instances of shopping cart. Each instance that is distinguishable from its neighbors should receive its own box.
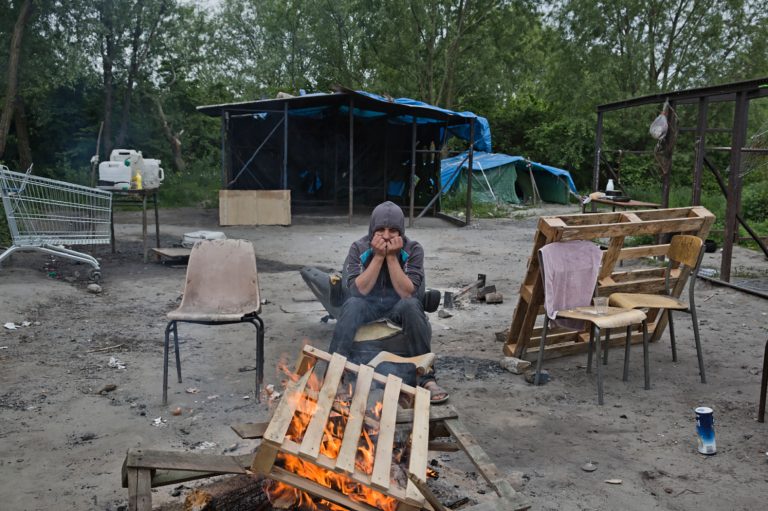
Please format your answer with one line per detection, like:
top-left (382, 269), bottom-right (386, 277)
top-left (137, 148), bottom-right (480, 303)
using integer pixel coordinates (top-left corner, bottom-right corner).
top-left (0, 165), bottom-right (112, 281)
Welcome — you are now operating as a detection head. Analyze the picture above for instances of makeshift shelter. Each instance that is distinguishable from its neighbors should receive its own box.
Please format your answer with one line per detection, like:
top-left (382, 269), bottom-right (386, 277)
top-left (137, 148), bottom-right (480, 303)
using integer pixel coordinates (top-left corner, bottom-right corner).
top-left (441, 152), bottom-right (577, 205)
top-left (197, 87), bottom-right (491, 224)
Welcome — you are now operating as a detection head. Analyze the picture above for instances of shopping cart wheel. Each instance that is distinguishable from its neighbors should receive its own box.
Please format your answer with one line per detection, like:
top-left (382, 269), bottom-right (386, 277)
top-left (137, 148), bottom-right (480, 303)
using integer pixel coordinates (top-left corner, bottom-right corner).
top-left (90, 270), bottom-right (102, 283)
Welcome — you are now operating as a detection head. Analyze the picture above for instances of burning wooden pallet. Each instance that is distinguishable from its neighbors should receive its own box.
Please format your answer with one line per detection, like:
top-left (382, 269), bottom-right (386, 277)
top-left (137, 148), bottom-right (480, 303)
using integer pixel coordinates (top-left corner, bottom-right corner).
top-left (121, 345), bottom-right (530, 511)
top-left (252, 345), bottom-right (432, 511)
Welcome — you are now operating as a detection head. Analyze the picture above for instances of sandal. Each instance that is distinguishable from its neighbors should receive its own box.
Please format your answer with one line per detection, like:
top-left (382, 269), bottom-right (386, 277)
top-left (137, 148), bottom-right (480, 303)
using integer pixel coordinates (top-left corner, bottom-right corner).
top-left (423, 380), bottom-right (449, 404)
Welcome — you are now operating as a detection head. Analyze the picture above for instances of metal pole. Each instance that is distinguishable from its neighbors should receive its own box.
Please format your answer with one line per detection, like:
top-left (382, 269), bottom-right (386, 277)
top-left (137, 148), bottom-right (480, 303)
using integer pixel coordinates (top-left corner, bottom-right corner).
top-left (721, 91), bottom-right (749, 282)
top-left (465, 120), bottom-right (475, 224)
top-left (409, 118), bottom-right (417, 227)
top-left (348, 98), bottom-right (354, 224)
top-left (283, 102), bottom-right (288, 189)
top-left (593, 111), bottom-right (603, 193)
top-left (692, 96), bottom-right (708, 205)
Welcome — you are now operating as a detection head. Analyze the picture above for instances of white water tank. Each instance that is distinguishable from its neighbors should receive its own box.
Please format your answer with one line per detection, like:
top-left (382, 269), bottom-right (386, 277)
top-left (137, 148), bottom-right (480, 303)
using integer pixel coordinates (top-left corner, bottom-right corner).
top-left (98, 161), bottom-right (132, 189)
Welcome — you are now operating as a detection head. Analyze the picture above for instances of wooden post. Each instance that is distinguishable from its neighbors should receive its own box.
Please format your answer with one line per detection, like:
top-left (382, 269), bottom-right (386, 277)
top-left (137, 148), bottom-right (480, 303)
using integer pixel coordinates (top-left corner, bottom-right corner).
top-left (692, 97), bottom-right (708, 205)
top-left (721, 91), bottom-right (749, 282)
top-left (592, 111), bottom-right (604, 212)
top-left (465, 120), bottom-right (475, 225)
top-left (348, 97), bottom-right (354, 224)
top-left (221, 111), bottom-right (230, 188)
top-left (282, 102), bottom-right (288, 189)
top-left (409, 118), bottom-right (417, 227)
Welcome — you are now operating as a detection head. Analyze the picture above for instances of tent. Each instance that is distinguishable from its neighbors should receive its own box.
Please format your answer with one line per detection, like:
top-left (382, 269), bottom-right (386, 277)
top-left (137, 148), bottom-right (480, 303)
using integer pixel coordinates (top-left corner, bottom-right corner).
top-left (441, 152), bottom-right (577, 205)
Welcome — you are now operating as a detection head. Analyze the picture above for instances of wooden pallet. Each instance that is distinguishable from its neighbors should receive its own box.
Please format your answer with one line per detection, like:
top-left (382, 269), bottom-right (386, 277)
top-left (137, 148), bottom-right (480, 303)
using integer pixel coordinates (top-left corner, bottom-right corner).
top-left (504, 207), bottom-right (715, 361)
top-left (251, 345), bottom-right (431, 511)
top-left (121, 345), bottom-right (529, 511)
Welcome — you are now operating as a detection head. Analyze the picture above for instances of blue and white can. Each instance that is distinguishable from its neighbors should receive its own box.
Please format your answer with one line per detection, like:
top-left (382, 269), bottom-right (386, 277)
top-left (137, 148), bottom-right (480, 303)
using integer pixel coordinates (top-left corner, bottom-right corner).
top-left (695, 406), bottom-right (716, 455)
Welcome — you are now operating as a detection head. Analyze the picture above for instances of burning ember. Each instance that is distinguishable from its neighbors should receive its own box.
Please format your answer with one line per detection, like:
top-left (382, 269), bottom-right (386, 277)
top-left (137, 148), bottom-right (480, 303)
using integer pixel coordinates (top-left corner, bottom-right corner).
top-left (263, 362), bottom-right (408, 511)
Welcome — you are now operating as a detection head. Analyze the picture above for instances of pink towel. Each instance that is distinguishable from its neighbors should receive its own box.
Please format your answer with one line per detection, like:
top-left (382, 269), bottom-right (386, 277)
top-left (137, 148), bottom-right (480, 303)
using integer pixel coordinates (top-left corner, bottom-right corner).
top-left (540, 240), bottom-right (602, 330)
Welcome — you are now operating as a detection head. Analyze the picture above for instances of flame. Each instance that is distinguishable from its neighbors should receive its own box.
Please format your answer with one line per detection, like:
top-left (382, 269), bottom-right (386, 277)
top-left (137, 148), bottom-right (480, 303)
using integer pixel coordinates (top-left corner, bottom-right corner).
top-left (264, 364), bottom-right (400, 511)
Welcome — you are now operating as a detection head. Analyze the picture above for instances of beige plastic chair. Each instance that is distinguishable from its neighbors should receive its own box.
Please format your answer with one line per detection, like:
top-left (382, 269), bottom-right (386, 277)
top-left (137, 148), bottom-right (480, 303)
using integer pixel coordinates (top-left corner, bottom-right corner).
top-left (163, 239), bottom-right (264, 405)
top-left (609, 234), bottom-right (707, 384)
top-left (535, 241), bottom-right (648, 405)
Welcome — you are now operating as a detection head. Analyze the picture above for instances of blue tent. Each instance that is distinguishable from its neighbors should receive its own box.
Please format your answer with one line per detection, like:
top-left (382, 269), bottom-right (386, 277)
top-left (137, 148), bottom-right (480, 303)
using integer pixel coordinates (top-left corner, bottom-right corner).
top-left (441, 152), bottom-right (577, 204)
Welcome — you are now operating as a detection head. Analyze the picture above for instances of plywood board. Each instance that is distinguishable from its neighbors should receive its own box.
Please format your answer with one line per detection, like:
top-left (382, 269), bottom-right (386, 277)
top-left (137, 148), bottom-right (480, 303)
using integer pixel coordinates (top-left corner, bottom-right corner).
top-left (219, 190), bottom-right (291, 226)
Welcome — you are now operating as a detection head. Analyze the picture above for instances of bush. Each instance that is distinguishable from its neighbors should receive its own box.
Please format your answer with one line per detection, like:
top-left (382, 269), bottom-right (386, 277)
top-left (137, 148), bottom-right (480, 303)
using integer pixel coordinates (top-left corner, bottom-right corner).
top-left (742, 180), bottom-right (768, 222)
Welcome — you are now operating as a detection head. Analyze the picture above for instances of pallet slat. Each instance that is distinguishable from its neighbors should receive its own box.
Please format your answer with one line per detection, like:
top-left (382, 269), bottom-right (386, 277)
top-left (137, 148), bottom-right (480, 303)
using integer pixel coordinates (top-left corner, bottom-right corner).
top-left (336, 363), bottom-right (375, 474)
top-left (300, 353), bottom-right (347, 459)
top-left (370, 374), bottom-right (402, 492)
top-left (405, 386), bottom-right (431, 503)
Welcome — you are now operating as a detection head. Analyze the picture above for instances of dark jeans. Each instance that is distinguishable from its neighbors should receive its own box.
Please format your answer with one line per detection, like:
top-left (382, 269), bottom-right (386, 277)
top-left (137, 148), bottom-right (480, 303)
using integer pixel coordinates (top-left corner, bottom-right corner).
top-left (329, 295), bottom-right (435, 385)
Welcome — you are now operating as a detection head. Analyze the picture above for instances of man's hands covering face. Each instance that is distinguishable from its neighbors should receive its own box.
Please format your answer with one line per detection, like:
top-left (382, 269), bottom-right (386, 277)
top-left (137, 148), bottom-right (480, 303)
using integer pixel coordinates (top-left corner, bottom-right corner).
top-left (371, 232), bottom-right (403, 258)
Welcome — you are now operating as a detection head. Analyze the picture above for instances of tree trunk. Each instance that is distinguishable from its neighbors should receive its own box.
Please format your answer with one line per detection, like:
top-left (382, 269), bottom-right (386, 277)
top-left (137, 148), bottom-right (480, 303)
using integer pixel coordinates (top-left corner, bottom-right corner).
top-left (13, 96), bottom-right (33, 170)
top-left (0, 0), bottom-right (34, 158)
top-left (153, 96), bottom-right (185, 172)
top-left (100, 1), bottom-right (117, 159)
top-left (116, 1), bottom-right (145, 147)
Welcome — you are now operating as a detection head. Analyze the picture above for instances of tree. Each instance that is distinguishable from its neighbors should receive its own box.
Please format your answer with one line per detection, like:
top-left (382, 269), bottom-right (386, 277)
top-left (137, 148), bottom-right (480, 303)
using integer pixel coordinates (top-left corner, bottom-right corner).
top-left (0, 0), bottom-right (34, 159)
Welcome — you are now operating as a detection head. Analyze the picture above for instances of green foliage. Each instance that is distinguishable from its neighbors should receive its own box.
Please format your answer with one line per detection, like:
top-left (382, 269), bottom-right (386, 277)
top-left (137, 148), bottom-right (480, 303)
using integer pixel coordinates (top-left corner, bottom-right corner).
top-left (742, 180), bottom-right (768, 223)
top-left (158, 160), bottom-right (220, 209)
top-left (440, 193), bottom-right (512, 219)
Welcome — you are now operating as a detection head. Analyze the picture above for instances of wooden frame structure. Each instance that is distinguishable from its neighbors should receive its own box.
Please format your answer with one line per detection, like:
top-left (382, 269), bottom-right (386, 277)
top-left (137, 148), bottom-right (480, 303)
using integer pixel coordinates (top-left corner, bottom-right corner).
top-left (122, 345), bottom-right (529, 511)
top-left (593, 77), bottom-right (768, 284)
top-left (504, 207), bottom-right (715, 361)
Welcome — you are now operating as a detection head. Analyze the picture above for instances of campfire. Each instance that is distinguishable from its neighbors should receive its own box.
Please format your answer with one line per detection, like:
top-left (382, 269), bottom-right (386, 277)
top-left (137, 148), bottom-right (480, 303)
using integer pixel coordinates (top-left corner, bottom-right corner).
top-left (253, 345), bottom-right (431, 511)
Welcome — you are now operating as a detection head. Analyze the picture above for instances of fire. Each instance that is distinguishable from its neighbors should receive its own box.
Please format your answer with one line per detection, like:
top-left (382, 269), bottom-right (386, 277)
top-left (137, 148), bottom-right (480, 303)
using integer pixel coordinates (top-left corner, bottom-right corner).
top-left (264, 364), bottom-right (400, 511)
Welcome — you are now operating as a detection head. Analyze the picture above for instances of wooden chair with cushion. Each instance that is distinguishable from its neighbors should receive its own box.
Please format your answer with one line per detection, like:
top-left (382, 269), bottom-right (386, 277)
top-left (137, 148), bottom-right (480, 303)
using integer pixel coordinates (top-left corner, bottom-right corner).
top-left (608, 235), bottom-right (707, 384)
top-left (163, 239), bottom-right (265, 405)
top-left (535, 240), bottom-right (649, 405)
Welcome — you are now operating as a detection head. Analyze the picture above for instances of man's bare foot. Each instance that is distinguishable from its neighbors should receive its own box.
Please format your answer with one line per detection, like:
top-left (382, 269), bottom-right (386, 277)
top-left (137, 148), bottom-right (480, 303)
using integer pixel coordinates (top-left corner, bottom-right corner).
top-left (422, 380), bottom-right (449, 404)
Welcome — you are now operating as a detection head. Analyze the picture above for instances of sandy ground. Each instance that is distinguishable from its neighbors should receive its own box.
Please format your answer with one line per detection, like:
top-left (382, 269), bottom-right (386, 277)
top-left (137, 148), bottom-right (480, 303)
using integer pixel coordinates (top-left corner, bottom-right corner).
top-left (1, 204), bottom-right (767, 511)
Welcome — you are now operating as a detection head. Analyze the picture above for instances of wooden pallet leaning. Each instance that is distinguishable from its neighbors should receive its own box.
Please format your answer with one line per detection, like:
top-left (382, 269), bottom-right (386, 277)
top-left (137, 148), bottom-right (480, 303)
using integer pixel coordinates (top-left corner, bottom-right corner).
top-left (251, 345), bottom-right (431, 511)
top-left (504, 206), bottom-right (715, 361)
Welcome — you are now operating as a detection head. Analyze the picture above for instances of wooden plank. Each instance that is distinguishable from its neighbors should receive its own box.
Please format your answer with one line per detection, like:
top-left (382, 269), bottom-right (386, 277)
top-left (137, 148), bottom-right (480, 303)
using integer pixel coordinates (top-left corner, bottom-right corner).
top-left (370, 374), bottom-right (402, 492)
top-left (219, 189), bottom-right (291, 226)
top-left (150, 247), bottom-right (191, 258)
top-left (125, 449), bottom-right (248, 474)
top-left (148, 454), bottom-right (254, 488)
top-left (231, 421), bottom-right (268, 439)
top-left (336, 363), bottom-right (375, 474)
top-left (405, 386), bottom-right (431, 503)
top-left (560, 217), bottom-right (705, 240)
top-left (262, 368), bottom-right (314, 446)
top-left (406, 471), bottom-right (447, 511)
top-left (598, 235), bottom-right (626, 280)
top-left (513, 329), bottom-right (656, 362)
top-left (443, 418), bottom-right (529, 510)
top-left (618, 244), bottom-right (670, 261)
top-left (268, 466), bottom-right (381, 511)
top-left (127, 468), bottom-right (152, 511)
top-left (300, 353), bottom-right (347, 459)
top-left (303, 345), bottom-right (418, 397)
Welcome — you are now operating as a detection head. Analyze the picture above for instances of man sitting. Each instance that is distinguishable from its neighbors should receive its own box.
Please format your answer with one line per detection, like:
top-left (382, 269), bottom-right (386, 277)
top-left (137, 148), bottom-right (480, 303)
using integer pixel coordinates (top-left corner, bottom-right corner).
top-left (328, 201), bottom-right (449, 404)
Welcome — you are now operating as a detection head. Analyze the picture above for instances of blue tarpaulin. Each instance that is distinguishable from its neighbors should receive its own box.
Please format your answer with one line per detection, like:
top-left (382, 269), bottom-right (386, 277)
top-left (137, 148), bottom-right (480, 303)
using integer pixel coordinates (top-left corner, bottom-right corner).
top-left (441, 152), bottom-right (577, 194)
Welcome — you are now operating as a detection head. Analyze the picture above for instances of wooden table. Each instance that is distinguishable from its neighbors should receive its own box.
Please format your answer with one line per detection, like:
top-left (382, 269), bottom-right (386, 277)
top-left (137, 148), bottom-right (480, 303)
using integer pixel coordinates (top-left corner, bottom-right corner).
top-left (105, 188), bottom-right (160, 263)
top-left (583, 197), bottom-right (661, 213)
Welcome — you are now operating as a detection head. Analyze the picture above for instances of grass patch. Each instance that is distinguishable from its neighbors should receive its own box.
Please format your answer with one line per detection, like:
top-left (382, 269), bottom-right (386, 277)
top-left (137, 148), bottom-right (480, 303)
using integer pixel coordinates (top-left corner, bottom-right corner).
top-left (440, 193), bottom-right (514, 218)
top-left (158, 164), bottom-right (219, 209)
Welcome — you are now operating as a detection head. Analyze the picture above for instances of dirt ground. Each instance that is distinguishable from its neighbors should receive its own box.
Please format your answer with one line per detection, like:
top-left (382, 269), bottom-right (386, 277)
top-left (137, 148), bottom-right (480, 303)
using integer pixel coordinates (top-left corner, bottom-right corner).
top-left (1, 204), bottom-right (767, 511)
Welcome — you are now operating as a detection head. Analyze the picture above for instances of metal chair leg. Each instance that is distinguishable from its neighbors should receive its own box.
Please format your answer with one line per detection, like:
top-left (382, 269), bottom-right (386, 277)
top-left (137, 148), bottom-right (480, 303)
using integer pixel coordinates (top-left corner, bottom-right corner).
top-left (173, 321), bottom-right (182, 383)
top-left (163, 321), bottom-right (173, 405)
top-left (534, 319), bottom-right (549, 386)
top-left (667, 310), bottom-right (677, 362)
top-left (250, 316), bottom-right (265, 402)
top-left (594, 325), bottom-right (604, 405)
top-left (603, 329), bottom-right (611, 365)
top-left (642, 320), bottom-right (650, 390)
top-left (690, 303), bottom-right (706, 383)
top-left (623, 325), bottom-right (632, 382)
top-left (759, 338), bottom-right (768, 423)
top-left (586, 326), bottom-right (595, 374)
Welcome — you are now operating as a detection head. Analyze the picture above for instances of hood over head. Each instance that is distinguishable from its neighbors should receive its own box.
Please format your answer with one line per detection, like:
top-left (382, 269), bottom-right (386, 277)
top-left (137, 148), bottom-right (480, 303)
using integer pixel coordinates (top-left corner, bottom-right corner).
top-left (368, 201), bottom-right (405, 239)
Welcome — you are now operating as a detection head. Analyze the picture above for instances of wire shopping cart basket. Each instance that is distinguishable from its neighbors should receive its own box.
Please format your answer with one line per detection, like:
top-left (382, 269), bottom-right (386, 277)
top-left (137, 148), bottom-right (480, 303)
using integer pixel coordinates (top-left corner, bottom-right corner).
top-left (0, 165), bottom-right (112, 281)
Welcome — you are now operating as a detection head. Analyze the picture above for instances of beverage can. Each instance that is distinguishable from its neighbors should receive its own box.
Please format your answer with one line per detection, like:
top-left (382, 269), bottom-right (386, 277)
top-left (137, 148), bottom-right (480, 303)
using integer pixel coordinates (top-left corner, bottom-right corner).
top-left (695, 406), bottom-right (716, 455)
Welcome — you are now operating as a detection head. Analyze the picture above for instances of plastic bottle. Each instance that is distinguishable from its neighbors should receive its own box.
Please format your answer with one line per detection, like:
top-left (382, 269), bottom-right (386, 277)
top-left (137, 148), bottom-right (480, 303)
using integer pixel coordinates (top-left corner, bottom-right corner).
top-left (131, 165), bottom-right (143, 190)
top-left (606, 179), bottom-right (615, 192)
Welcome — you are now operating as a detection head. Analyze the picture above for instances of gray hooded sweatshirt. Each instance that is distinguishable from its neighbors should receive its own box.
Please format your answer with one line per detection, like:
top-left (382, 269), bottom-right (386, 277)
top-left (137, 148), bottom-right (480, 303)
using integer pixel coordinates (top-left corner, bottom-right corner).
top-left (343, 201), bottom-right (425, 300)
